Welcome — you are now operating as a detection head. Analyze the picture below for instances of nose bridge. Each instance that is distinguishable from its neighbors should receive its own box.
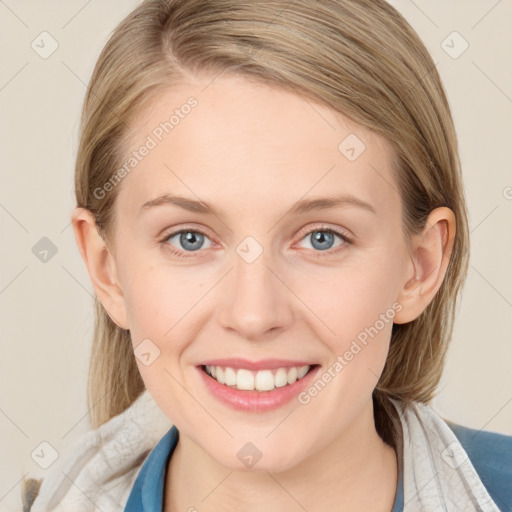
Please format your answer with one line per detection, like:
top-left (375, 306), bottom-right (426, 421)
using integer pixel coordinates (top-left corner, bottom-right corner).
top-left (218, 236), bottom-right (293, 339)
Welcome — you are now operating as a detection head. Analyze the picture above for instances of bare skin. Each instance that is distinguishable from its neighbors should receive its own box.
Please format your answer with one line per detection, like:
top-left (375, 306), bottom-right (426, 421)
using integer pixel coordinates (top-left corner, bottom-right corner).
top-left (72, 72), bottom-right (455, 511)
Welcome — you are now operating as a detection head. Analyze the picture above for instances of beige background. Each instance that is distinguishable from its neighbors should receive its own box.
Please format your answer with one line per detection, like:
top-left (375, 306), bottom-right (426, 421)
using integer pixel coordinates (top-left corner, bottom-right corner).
top-left (1, 1), bottom-right (511, 510)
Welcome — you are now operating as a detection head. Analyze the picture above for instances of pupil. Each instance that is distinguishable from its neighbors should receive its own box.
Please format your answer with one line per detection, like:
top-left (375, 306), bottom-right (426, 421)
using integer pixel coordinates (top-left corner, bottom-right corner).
top-left (182, 231), bottom-right (203, 251)
top-left (312, 231), bottom-right (333, 250)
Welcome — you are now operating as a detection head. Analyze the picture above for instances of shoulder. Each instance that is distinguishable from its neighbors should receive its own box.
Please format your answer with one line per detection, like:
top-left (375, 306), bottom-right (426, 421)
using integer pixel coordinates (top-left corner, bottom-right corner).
top-left (446, 420), bottom-right (512, 511)
top-left (23, 390), bottom-right (171, 512)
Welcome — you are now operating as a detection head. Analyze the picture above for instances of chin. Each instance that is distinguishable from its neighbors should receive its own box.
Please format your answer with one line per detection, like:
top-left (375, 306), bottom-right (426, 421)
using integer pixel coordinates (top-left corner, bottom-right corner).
top-left (209, 440), bottom-right (307, 474)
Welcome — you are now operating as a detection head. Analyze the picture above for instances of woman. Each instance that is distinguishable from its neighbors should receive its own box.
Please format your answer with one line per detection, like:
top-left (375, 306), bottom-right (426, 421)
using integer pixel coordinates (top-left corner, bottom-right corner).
top-left (23, 0), bottom-right (512, 511)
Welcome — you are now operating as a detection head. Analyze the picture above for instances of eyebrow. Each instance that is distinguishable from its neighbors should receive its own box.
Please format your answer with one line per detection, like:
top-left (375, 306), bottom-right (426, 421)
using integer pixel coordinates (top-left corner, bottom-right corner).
top-left (140, 193), bottom-right (377, 217)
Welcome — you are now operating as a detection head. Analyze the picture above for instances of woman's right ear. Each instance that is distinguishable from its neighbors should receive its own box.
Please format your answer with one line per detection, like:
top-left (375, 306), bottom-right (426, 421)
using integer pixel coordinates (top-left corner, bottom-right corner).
top-left (71, 207), bottom-right (129, 330)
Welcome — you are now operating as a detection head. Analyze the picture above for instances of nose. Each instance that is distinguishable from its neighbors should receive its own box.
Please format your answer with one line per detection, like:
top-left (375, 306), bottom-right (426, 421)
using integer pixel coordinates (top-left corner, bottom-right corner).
top-left (217, 247), bottom-right (294, 341)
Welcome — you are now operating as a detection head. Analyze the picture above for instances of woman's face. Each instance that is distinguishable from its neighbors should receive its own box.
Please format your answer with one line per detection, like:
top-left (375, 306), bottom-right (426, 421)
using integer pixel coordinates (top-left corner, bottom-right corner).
top-left (108, 73), bottom-right (413, 471)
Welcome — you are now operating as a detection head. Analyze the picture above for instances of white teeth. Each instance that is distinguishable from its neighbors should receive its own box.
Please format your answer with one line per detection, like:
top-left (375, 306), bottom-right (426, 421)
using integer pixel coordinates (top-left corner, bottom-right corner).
top-left (216, 366), bottom-right (225, 384)
top-left (204, 364), bottom-right (311, 392)
top-left (287, 367), bottom-right (298, 384)
top-left (297, 366), bottom-right (309, 379)
top-left (255, 370), bottom-right (275, 391)
top-left (274, 368), bottom-right (288, 388)
top-left (236, 369), bottom-right (254, 390)
top-left (224, 367), bottom-right (237, 386)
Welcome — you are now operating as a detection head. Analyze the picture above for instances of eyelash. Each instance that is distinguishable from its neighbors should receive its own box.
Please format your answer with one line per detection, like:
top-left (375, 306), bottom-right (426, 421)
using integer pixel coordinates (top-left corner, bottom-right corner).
top-left (159, 225), bottom-right (353, 260)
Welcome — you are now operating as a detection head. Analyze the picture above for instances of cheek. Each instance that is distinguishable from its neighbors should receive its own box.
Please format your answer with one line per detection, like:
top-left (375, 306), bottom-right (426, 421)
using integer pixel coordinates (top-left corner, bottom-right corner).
top-left (294, 252), bottom-right (402, 388)
top-left (293, 273), bottom-right (396, 425)
top-left (301, 262), bottom-right (399, 341)
top-left (119, 252), bottom-right (189, 344)
top-left (119, 261), bottom-right (199, 415)
top-left (126, 282), bottom-right (167, 332)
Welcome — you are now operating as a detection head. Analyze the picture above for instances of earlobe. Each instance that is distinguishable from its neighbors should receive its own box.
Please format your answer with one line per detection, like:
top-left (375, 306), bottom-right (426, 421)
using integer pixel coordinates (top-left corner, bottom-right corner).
top-left (394, 207), bottom-right (456, 324)
top-left (71, 207), bottom-right (129, 330)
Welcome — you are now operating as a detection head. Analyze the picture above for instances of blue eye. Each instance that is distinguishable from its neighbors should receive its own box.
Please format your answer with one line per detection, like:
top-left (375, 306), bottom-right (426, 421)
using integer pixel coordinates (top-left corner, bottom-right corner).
top-left (160, 225), bottom-right (352, 259)
top-left (163, 229), bottom-right (214, 254)
top-left (301, 229), bottom-right (342, 251)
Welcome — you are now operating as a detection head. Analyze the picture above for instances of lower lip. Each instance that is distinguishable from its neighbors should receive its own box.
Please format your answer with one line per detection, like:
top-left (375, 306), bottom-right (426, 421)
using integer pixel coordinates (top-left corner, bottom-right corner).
top-left (197, 365), bottom-right (320, 412)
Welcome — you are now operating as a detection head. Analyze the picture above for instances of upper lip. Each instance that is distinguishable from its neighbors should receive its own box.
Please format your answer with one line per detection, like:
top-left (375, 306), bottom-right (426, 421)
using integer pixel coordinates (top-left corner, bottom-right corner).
top-left (199, 358), bottom-right (317, 371)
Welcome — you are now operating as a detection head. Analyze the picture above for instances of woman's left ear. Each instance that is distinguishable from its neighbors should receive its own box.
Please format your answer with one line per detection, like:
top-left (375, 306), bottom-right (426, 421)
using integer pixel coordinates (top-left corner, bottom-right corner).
top-left (393, 207), bottom-right (456, 324)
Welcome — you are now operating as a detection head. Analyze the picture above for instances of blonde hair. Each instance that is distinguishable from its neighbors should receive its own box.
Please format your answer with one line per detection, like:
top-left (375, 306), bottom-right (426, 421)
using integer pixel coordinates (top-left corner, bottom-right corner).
top-left (75, 0), bottom-right (469, 446)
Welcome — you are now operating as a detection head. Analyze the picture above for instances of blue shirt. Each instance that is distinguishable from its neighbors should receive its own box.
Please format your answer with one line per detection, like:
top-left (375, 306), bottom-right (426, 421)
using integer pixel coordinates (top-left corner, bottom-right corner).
top-left (124, 421), bottom-right (512, 511)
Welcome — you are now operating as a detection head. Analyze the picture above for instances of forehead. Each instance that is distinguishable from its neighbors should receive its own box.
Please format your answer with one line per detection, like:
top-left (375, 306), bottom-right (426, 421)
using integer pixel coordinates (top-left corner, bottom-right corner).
top-left (116, 74), bottom-right (400, 221)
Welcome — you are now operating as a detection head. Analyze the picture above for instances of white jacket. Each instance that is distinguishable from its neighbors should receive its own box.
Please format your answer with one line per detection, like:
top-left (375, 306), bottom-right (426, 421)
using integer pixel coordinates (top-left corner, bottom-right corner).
top-left (22, 392), bottom-right (506, 511)
top-left (24, 390), bottom-right (171, 512)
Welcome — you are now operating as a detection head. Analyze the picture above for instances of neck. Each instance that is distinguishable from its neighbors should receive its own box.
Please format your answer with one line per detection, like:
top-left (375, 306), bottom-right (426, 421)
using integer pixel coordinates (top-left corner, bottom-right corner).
top-left (164, 399), bottom-right (398, 512)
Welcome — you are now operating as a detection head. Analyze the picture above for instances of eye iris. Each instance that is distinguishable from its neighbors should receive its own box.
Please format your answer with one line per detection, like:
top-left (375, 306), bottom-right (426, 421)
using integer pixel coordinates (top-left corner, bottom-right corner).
top-left (311, 231), bottom-right (334, 251)
top-left (181, 231), bottom-right (204, 251)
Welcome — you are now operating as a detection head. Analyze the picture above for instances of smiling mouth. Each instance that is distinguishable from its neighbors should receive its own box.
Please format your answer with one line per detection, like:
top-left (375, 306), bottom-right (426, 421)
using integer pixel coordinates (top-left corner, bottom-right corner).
top-left (201, 364), bottom-right (318, 392)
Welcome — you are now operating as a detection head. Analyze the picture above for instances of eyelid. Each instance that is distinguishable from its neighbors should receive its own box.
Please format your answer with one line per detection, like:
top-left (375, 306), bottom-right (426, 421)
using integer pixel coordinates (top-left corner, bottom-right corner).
top-left (294, 223), bottom-right (353, 244)
top-left (159, 222), bottom-right (215, 242)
